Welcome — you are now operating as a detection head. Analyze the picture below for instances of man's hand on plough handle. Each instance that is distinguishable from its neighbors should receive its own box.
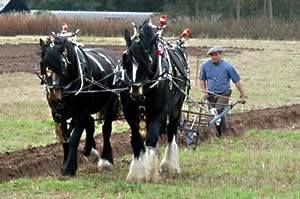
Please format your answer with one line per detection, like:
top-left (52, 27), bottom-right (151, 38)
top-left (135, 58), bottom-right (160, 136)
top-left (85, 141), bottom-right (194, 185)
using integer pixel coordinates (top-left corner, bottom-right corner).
top-left (230, 99), bottom-right (243, 108)
top-left (239, 95), bottom-right (247, 104)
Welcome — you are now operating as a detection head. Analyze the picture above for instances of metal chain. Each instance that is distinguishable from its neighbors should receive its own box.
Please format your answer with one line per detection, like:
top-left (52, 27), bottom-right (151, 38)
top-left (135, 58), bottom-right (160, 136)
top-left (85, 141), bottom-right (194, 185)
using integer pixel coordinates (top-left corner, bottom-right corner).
top-left (168, 76), bottom-right (209, 113)
top-left (63, 87), bottom-right (129, 94)
top-left (62, 70), bottom-right (122, 97)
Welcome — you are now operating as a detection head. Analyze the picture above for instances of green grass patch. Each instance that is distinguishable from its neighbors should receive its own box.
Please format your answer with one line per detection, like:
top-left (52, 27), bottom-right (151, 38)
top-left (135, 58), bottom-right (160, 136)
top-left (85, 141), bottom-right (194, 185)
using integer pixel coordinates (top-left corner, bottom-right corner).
top-left (1, 129), bottom-right (299, 198)
top-left (0, 117), bottom-right (54, 152)
top-left (95, 120), bottom-right (129, 134)
top-left (0, 100), bottom-right (56, 153)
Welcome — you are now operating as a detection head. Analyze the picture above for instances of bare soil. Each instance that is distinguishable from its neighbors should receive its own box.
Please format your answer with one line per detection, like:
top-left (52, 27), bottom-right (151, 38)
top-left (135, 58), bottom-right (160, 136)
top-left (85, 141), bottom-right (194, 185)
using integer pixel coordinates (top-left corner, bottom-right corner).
top-left (0, 43), bottom-right (249, 74)
top-left (0, 132), bottom-right (131, 183)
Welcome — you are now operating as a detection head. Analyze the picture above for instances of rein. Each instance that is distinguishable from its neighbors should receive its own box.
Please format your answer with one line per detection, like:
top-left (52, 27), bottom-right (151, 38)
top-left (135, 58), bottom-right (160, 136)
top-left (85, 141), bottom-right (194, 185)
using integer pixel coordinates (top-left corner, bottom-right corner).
top-left (62, 69), bottom-right (130, 97)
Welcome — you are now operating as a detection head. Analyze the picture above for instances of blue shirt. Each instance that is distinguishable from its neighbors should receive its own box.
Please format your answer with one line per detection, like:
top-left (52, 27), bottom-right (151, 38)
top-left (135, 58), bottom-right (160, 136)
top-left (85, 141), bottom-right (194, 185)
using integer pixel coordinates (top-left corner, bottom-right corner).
top-left (199, 59), bottom-right (240, 93)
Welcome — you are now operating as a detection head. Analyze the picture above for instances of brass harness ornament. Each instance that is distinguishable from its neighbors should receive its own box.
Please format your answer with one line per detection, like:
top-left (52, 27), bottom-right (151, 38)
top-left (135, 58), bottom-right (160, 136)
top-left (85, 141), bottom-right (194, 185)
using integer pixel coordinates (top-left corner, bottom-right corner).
top-left (139, 106), bottom-right (147, 138)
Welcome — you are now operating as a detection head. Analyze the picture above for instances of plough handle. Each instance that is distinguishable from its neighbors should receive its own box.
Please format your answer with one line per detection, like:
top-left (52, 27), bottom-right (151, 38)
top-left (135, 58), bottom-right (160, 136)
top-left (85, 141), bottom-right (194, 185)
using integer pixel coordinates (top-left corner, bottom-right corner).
top-left (208, 100), bottom-right (240, 127)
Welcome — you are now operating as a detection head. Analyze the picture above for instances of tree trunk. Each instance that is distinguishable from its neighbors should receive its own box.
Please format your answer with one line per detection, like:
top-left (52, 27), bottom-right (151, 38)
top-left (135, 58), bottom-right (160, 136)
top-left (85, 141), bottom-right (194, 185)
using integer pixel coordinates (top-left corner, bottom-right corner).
top-left (268, 0), bottom-right (273, 23)
top-left (236, 0), bottom-right (240, 21)
top-left (195, 0), bottom-right (200, 17)
top-left (289, 0), bottom-right (294, 19)
top-left (264, 0), bottom-right (267, 16)
top-left (229, 0), bottom-right (235, 17)
top-left (256, 0), bottom-right (260, 16)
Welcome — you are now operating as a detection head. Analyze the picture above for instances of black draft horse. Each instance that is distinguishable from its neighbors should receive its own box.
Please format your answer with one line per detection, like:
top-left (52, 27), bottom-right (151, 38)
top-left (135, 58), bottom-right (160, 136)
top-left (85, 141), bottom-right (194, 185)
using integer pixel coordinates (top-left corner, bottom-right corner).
top-left (39, 36), bottom-right (120, 176)
top-left (120, 20), bottom-right (190, 181)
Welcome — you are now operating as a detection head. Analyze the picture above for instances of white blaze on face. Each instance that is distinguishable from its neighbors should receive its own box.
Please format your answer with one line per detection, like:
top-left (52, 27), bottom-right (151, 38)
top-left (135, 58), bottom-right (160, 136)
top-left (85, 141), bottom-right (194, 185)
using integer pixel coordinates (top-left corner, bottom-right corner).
top-left (52, 73), bottom-right (60, 87)
top-left (148, 55), bottom-right (153, 64)
top-left (132, 57), bottom-right (138, 82)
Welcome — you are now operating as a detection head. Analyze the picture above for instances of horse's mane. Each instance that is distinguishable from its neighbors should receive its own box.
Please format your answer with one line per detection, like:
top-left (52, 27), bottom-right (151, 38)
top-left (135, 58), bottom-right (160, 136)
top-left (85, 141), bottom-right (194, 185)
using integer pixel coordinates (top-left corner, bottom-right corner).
top-left (125, 20), bottom-right (159, 76)
top-left (140, 21), bottom-right (155, 45)
top-left (43, 36), bottom-right (76, 75)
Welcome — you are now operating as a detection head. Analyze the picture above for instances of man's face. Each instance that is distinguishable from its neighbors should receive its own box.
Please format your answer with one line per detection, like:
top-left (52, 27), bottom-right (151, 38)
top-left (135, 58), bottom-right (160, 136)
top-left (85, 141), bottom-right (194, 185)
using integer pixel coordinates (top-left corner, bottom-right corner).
top-left (210, 52), bottom-right (222, 64)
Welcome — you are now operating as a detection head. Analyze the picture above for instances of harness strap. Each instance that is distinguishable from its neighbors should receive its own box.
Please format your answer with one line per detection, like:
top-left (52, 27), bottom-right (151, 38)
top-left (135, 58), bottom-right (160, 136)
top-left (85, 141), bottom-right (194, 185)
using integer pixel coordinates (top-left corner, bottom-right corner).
top-left (98, 52), bottom-right (113, 67)
top-left (85, 52), bottom-right (105, 72)
top-left (74, 46), bottom-right (84, 95)
top-left (84, 49), bottom-right (115, 69)
top-left (166, 47), bottom-right (189, 80)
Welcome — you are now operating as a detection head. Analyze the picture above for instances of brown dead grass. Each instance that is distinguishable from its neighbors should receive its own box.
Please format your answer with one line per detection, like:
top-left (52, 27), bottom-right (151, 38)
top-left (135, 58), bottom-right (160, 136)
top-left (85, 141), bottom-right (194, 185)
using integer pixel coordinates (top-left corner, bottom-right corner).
top-left (0, 72), bottom-right (44, 104)
top-left (0, 13), bottom-right (299, 40)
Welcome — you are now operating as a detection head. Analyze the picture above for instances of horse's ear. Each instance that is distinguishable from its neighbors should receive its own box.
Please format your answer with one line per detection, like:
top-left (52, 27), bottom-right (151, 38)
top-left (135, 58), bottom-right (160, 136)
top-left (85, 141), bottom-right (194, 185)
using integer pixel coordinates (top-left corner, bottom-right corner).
top-left (124, 29), bottom-right (131, 47)
top-left (60, 39), bottom-right (67, 53)
top-left (39, 39), bottom-right (46, 53)
top-left (143, 18), bottom-right (151, 26)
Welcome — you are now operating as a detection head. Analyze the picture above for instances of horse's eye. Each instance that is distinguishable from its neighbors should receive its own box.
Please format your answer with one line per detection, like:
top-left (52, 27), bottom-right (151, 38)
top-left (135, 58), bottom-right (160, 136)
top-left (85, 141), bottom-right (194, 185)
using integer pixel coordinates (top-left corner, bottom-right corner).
top-left (45, 67), bottom-right (53, 77)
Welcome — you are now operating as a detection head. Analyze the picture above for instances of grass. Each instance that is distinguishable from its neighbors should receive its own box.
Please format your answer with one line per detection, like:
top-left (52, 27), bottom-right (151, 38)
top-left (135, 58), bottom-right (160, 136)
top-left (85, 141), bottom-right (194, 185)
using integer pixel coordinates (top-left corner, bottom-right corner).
top-left (0, 35), bottom-right (125, 45)
top-left (0, 117), bottom-right (54, 152)
top-left (0, 100), bottom-right (55, 152)
top-left (0, 129), bottom-right (299, 198)
top-left (0, 72), bottom-right (55, 151)
top-left (0, 100), bottom-right (128, 153)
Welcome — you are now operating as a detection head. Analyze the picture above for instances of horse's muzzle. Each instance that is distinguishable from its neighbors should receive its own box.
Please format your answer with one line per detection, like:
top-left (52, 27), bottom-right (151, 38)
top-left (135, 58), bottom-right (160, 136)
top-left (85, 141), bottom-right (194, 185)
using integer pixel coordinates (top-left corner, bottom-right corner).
top-left (49, 88), bottom-right (62, 101)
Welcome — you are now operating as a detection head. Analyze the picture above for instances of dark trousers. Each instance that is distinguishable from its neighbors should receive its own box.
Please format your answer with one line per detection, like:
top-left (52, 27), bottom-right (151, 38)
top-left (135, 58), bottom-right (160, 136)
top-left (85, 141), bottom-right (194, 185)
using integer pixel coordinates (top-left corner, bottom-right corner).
top-left (207, 91), bottom-right (231, 136)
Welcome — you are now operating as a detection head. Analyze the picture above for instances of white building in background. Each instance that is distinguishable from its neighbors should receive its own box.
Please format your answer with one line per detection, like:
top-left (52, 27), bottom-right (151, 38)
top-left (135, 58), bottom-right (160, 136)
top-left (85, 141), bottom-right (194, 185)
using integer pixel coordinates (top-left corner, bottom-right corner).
top-left (31, 10), bottom-right (157, 23)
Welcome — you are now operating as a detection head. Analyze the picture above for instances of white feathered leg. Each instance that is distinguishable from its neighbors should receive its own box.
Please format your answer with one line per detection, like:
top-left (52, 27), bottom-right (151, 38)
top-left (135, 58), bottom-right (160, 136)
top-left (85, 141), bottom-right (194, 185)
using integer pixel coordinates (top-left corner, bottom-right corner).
top-left (126, 147), bottom-right (158, 182)
top-left (84, 148), bottom-right (99, 163)
top-left (126, 151), bottom-right (146, 182)
top-left (143, 147), bottom-right (159, 181)
top-left (97, 158), bottom-right (113, 170)
top-left (160, 136), bottom-right (180, 175)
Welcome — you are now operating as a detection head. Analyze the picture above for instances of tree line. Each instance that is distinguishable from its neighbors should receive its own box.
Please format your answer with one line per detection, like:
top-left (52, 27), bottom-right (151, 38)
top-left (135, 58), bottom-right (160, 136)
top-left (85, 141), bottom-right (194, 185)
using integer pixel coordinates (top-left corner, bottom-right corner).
top-left (25, 0), bottom-right (300, 21)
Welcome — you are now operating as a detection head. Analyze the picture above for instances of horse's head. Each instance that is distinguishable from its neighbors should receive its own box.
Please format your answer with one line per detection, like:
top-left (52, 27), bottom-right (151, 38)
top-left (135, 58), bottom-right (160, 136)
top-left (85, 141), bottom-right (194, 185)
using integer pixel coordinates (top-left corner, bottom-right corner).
top-left (39, 37), bottom-right (71, 102)
top-left (123, 19), bottom-right (157, 96)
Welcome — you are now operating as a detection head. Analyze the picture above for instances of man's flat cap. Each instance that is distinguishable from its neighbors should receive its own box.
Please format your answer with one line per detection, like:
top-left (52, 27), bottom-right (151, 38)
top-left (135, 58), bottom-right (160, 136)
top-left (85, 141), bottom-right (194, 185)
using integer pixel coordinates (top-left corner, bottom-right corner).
top-left (207, 47), bottom-right (224, 55)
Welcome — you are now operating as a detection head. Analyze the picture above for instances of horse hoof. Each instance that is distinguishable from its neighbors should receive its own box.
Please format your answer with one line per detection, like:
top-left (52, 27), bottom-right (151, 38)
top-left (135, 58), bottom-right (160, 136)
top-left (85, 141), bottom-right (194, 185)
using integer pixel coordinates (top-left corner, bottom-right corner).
top-left (126, 157), bottom-right (145, 182)
top-left (84, 148), bottom-right (99, 163)
top-left (62, 171), bottom-right (76, 177)
top-left (126, 147), bottom-right (159, 182)
top-left (159, 136), bottom-right (180, 176)
top-left (58, 175), bottom-right (73, 181)
top-left (160, 161), bottom-right (180, 175)
top-left (97, 158), bottom-right (113, 170)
